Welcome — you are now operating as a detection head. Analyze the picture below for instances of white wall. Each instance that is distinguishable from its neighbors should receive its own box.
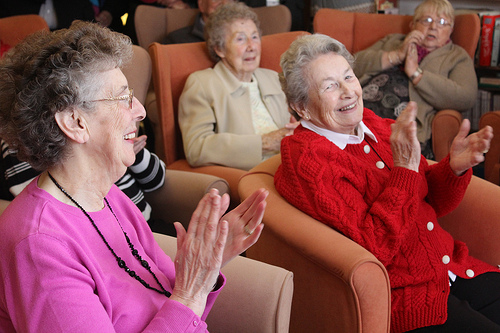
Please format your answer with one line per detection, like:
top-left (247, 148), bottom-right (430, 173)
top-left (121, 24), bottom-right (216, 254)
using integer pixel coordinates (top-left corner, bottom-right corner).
top-left (399, 0), bottom-right (500, 15)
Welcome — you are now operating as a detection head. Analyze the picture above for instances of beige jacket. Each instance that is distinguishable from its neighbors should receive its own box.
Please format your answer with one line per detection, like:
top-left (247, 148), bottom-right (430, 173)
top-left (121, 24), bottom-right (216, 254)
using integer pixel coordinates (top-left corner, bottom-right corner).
top-left (178, 61), bottom-right (289, 170)
top-left (354, 33), bottom-right (477, 145)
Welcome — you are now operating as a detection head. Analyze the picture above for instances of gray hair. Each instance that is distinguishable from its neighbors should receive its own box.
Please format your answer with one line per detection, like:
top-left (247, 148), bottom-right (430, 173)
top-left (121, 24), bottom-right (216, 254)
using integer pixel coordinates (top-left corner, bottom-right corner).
top-left (279, 33), bottom-right (354, 115)
top-left (0, 20), bottom-right (132, 171)
top-left (413, 0), bottom-right (455, 28)
top-left (205, 2), bottom-right (261, 62)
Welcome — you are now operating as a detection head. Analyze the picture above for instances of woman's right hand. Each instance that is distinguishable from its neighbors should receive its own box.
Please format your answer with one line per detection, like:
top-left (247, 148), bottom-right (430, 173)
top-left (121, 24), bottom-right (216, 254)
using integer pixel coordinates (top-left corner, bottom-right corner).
top-left (171, 189), bottom-right (228, 317)
top-left (390, 101), bottom-right (421, 172)
top-left (261, 116), bottom-right (299, 153)
top-left (397, 30), bottom-right (424, 60)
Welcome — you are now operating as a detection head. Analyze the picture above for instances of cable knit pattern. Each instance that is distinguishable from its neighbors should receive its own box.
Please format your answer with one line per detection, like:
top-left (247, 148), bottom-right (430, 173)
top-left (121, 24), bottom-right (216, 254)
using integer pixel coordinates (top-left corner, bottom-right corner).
top-left (275, 108), bottom-right (499, 332)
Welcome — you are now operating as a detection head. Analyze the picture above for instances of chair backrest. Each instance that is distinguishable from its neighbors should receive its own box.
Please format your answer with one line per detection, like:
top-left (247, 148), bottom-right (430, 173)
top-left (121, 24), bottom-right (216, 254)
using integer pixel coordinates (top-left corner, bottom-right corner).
top-left (251, 5), bottom-right (292, 36)
top-left (135, 6), bottom-right (199, 48)
top-left (122, 45), bottom-right (152, 106)
top-left (149, 30), bottom-right (308, 165)
top-left (0, 14), bottom-right (49, 49)
top-left (313, 8), bottom-right (480, 59)
top-left (135, 5), bottom-right (292, 49)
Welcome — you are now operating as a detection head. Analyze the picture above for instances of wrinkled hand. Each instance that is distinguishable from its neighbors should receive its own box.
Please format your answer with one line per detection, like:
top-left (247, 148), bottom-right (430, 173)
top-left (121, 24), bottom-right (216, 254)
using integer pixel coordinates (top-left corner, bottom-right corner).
top-left (404, 43), bottom-right (419, 77)
top-left (449, 119), bottom-right (493, 176)
top-left (390, 101), bottom-right (421, 172)
top-left (171, 189), bottom-right (229, 317)
top-left (398, 30), bottom-right (424, 58)
top-left (131, 135), bottom-right (147, 155)
top-left (95, 10), bottom-right (112, 27)
top-left (220, 188), bottom-right (267, 267)
top-left (262, 116), bottom-right (298, 153)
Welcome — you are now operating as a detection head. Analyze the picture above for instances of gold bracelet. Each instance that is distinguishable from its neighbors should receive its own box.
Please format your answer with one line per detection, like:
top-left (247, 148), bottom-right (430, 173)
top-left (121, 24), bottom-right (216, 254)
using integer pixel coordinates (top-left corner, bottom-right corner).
top-left (410, 67), bottom-right (423, 81)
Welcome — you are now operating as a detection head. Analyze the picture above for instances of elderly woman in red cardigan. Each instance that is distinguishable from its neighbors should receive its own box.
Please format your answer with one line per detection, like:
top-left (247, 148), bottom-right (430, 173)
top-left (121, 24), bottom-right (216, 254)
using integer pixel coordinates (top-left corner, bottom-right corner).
top-left (274, 33), bottom-right (500, 332)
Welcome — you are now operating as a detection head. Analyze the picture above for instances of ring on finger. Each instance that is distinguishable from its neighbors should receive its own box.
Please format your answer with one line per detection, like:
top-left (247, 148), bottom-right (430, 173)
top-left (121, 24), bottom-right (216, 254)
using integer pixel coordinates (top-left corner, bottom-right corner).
top-left (244, 224), bottom-right (253, 236)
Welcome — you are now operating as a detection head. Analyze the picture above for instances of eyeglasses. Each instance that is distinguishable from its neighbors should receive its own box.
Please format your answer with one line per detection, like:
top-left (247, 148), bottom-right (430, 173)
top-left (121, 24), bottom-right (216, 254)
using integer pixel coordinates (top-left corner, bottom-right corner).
top-left (89, 88), bottom-right (134, 109)
top-left (417, 16), bottom-right (451, 28)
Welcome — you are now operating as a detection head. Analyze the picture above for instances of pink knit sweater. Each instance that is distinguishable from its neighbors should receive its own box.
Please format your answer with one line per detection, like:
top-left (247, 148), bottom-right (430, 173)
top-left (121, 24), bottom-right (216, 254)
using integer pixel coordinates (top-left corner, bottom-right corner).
top-left (275, 109), bottom-right (498, 332)
top-left (0, 179), bottom-right (222, 332)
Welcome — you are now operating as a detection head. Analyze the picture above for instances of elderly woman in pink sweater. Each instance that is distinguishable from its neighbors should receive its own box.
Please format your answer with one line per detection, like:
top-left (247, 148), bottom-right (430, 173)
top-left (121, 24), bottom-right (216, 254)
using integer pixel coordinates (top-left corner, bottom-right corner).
top-left (0, 21), bottom-right (266, 332)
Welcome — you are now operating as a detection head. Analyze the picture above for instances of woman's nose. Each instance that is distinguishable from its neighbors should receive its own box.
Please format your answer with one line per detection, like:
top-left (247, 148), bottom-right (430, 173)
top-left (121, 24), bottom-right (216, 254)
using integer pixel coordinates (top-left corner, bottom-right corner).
top-left (340, 82), bottom-right (354, 97)
top-left (246, 40), bottom-right (255, 51)
top-left (132, 97), bottom-right (146, 121)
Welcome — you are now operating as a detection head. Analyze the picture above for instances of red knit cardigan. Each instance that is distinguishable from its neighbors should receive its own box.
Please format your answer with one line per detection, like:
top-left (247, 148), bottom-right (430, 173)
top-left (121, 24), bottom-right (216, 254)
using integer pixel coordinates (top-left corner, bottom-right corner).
top-left (275, 108), bottom-right (498, 333)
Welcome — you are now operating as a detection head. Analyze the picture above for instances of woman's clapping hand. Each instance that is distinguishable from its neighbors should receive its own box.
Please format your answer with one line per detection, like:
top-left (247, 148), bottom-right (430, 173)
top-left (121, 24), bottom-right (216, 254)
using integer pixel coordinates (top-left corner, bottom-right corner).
top-left (449, 119), bottom-right (493, 176)
top-left (390, 101), bottom-right (421, 172)
top-left (171, 187), bottom-right (268, 316)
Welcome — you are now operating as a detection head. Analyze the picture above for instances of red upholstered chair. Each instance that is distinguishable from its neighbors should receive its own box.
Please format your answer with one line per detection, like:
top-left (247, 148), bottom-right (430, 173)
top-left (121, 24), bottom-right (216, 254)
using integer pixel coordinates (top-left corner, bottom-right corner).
top-left (0, 14), bottom-right (49, 49)
top-left (238, 155), bottom-right (500, 333)
top-left (148, 31), bottom-right (309, 202)
top-left (313, 9), bottom-right (481, 162)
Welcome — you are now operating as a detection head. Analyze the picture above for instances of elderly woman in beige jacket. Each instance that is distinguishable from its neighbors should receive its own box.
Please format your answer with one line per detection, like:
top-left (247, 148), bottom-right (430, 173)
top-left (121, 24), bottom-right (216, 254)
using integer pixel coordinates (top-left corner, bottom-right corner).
top-left (354, 0), bottom-right (477, 159)
top-left (178, 2), bottom-right (297, 171)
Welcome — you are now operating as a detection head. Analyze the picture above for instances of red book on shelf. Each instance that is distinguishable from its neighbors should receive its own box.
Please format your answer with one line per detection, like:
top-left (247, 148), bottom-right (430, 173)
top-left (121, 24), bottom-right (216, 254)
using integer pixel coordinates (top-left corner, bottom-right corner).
top-left (480, 13), bottom-right (500, 66)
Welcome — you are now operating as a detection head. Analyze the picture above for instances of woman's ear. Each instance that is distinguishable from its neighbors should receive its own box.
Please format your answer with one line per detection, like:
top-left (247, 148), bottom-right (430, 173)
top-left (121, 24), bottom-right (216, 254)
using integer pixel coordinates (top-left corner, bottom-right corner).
top-left (214, 46), bottom-right (226, 60)
top-left (54, 109), bottom-right (90, 144)
top-left (291, 102), bottom-right (309, 120)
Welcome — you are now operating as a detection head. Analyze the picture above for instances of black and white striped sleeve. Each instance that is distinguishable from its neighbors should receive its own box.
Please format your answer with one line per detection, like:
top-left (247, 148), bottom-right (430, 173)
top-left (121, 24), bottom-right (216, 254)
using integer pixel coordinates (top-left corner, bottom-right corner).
top-left (127, 148), bottom-right (166, 193)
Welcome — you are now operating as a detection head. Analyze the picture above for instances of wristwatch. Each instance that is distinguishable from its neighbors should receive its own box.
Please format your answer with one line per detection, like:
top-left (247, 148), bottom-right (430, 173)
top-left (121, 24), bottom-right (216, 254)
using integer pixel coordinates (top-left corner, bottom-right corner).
top-left (410, 67), bottom-right (423, 81)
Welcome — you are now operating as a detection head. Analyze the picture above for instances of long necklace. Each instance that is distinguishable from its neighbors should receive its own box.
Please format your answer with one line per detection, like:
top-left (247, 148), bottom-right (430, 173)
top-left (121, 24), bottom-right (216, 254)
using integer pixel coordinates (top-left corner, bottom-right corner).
top-left (47, 172), bottom-right (171, 298)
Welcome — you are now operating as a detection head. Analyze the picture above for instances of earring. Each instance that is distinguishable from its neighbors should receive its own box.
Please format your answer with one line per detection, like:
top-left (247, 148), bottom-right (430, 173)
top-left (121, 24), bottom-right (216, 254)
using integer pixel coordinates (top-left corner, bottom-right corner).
top-left (303, 113), bottom-right (310, 120)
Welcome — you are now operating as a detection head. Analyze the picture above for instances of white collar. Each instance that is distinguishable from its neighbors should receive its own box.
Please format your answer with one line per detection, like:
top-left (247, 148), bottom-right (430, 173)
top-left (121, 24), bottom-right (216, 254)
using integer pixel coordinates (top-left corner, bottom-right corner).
top-left (301, 120), bottom-right (378, 149)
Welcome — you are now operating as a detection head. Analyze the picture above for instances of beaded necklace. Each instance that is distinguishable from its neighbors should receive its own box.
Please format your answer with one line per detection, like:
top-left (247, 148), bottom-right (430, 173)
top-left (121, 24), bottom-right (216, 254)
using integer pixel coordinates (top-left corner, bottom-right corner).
top-left (47, 172), bottom-right (171, 298)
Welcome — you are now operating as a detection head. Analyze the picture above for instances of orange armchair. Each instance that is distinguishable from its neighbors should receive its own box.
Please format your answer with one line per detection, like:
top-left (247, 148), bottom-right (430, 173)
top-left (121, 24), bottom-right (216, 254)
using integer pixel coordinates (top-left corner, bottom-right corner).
top-left (0, 15), bottom-right (49, 49)
top-left (148, 31), bottom-right (309, 201)
top-left (313, 9), bottom-right (481, 162)
top-left (239, 155), bottom-right (500, 333)
top-left (479, 111), bottom-right (500, 186)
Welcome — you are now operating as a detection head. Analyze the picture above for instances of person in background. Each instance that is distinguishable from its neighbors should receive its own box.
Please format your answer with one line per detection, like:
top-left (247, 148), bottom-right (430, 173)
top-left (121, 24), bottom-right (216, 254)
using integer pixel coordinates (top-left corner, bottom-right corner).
top-left (166, 0), bottom-right (234, 44)
top-left (275, 33), bottom-right (500, 332)
top-left (354, 0), bottom-right (476, 159)
top-left (0, 20), bottom-right (267, 332)
top-left (178, 2), bottom-right (298, 170)
top-left (0, 0), bottom-right (95, 30)
top-left (0, 137), bottom-right (167, 233)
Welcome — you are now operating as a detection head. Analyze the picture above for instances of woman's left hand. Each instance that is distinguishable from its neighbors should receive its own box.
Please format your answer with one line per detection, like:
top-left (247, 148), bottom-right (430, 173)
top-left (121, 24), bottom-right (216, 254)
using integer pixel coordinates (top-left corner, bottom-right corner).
top-left (220, 188), bottom-right (268, 267)
top-left (404, 43), bottom-right (419, 78)
top-left (449, 119), bottom-right (493, 176)
top-left (95, 10), bottom-right (113, 27)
